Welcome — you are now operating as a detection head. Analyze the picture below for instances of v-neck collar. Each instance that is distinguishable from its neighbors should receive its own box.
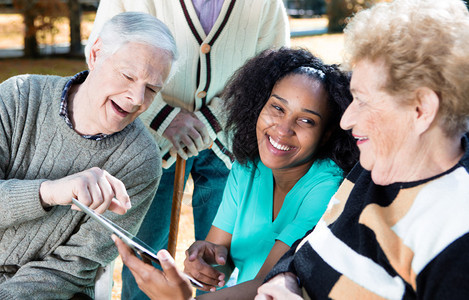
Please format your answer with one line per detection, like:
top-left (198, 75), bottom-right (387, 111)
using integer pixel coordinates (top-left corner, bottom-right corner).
top-left (257, 160), bottom-right (331, 226)
top-left (180, 0), bottom-right (237, 42)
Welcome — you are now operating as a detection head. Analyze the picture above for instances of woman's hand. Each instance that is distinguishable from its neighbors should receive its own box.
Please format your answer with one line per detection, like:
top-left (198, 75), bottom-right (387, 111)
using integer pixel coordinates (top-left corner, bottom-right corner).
top-left (255, 273), bottom-right (303, 300)
top-left (113, 235), bottom-right (193, 300)
top-left (39, 167), bottom-right (130, 215)
top-left (184, 240), bottom-right (228, 292)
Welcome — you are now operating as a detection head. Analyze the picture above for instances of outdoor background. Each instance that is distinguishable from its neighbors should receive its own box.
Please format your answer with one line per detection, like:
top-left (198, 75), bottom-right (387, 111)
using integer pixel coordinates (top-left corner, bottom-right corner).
top-left (3, 0), bottom-right (469, 298)
top-left (0, 6), bottom-right (344, 300)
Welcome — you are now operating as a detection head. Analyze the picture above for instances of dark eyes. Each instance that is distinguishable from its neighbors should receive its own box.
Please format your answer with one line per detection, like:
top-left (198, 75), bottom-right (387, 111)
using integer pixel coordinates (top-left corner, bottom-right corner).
top-left (270, 104), bottom-right (316, 126)
top-left (271, 104), bottom-right (284, 112)
top-left (299, 118), bottom-right (316, 126)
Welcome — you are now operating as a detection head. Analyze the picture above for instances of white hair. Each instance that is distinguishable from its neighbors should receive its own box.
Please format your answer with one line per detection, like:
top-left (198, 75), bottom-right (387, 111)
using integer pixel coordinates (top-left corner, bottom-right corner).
top-left (89, 12), bottom-right (178, 77)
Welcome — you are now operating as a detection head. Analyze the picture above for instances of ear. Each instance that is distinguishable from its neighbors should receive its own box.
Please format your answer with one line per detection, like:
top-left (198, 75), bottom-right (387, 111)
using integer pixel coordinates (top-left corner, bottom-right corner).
top-left (88, 37), bottom-right (103, 71)
top-left (414, 87), bottom-right (439, 134)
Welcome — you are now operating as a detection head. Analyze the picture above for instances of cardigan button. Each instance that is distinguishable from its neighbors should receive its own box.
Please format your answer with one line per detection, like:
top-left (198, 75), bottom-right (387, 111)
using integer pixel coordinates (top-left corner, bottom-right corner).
top-left (201, 43), bottom-right (211, 54)
top-left (197, 91), bottom-right (207, 98)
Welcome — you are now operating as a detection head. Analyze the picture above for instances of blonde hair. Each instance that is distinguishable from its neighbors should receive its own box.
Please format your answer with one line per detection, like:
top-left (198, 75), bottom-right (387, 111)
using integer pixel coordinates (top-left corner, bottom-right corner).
top-left (344, 0), bottom-right (469, 136)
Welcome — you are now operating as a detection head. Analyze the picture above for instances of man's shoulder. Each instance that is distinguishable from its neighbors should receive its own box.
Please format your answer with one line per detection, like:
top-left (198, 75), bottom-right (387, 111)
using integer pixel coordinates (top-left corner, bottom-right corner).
top-left (1, 74), bottom-right (69, 100)
top-left (2, 74), bottom-right (67, 86)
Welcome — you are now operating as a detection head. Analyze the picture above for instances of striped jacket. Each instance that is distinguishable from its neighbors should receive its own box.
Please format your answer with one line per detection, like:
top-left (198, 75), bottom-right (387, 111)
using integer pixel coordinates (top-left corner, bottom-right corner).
top-left (267, 134), bottom-right (469, 299)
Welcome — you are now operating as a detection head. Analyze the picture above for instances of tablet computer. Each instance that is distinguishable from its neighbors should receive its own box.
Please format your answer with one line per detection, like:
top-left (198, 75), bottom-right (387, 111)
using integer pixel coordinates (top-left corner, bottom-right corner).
top-left (71, 198), bottom-right (203, 288)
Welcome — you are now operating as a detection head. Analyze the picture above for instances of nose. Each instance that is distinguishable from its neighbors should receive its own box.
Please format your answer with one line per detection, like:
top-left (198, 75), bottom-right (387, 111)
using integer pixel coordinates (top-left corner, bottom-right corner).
top-left (276, 117), bottom-right (295, 137)
top-left (340, 100), bottom-right (356, 130)
top-left (128, 84), bottom-right (146, 106)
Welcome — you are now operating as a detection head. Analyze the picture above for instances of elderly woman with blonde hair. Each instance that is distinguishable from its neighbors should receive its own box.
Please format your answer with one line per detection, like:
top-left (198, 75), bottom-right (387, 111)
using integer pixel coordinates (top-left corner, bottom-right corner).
top-left (254, 0), bottom-right (469, 299)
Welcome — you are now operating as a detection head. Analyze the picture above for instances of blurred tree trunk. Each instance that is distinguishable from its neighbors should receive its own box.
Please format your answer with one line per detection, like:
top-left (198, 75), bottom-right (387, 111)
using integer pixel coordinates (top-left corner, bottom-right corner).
top-left (68, 0), bottom-right (82, 56)
top-left (326, 0), bottom-right (349, 33)
top-left (326, 0), bottom-right (379, 33)
top-left (14, 0), bottom-right (40, 58)
top-left (14, 0), bottom-right (69, 58)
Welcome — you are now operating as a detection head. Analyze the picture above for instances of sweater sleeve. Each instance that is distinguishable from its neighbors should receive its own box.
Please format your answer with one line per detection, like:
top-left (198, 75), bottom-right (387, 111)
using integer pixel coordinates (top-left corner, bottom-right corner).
top-left (0, 143), bottom-right (161, 299)
top-left (0, 77), bottom-right (51, 227)
top-left (138, 92), bottom-right (182, 159)
top-left (256, 0), bottom-right (291, 51)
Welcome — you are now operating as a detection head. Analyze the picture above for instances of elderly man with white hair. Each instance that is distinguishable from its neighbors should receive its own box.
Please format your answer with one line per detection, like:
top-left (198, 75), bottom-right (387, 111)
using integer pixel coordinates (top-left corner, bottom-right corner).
top-left (0, 12), bottom-right (177, 299)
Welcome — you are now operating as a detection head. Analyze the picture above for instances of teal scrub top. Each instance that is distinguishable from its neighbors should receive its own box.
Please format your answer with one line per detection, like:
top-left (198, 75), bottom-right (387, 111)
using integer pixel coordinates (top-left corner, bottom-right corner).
top-left (212, 158), bottom-right (343, 284)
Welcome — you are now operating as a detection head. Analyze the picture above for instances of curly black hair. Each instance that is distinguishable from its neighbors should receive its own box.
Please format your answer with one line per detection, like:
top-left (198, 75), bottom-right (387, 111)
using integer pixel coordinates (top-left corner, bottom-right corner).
top-left (222, 47), bottom-right (359, 174)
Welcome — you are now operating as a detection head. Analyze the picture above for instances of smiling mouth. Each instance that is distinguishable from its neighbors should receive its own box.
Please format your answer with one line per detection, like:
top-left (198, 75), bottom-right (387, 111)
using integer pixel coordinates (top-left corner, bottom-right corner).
top-left (269, 136), bottom-right (292, 151)
top-left (354, 136), bottom-right (369, 144)
top-left (111, 101), bottom-right (129, 116)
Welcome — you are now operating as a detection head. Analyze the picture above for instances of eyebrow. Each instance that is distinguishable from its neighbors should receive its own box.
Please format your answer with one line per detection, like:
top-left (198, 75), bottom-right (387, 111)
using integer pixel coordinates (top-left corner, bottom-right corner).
top-left (148, 83), bottom-right (163, 90)
top-left (272, 94), bottom-right (323, 119)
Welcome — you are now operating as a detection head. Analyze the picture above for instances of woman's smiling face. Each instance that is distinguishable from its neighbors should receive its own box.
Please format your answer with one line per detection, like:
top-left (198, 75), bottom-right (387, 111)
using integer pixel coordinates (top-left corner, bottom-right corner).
top-left (256, 73), bottom-right (330, 173)
top-left (340, 59), bottom-right (418, 185)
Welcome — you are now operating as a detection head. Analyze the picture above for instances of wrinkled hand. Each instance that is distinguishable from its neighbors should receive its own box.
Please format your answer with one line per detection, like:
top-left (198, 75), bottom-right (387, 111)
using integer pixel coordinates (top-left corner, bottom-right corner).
top-left (163, 109), bottom-right (212, 160)
top-left (39, 167), bottom-right (130, 215)
top-left (255, 273), bottom-right (303, 300)
top-left (184, 240), bottom-right (227, 292)
top-left (113, 235), bottom-right (193, 300)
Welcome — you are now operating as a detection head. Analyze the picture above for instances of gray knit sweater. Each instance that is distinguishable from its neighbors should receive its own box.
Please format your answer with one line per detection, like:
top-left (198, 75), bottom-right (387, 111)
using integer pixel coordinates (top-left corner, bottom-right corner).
top-left (0, 74), bottom-right (161, 299)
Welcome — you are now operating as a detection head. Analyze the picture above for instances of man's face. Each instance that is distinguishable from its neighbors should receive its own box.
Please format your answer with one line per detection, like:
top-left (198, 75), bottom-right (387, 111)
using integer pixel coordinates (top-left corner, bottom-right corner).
top-left (83, 41), bottom-right (172, 135)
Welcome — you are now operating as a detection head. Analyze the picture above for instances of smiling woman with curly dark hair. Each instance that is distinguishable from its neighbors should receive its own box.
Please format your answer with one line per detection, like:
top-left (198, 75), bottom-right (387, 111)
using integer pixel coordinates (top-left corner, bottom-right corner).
top-left (180, 47), bottom-right (359, 299)
top-left (223, 47), bottom-right (358, 173)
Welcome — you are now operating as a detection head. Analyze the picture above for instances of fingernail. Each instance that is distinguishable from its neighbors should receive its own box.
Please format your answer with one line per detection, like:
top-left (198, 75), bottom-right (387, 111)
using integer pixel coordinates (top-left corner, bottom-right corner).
top-left (160, 250), bottom-right (170, 260)
top-left (158, 250), bottom-right (175, 264)
top-left (218, 281), bottom-right (225, 287)
top-left (218, 274), bottom-right (225, 281)
top-left (125, 201), bottom-right (131, 209)
top-left (111, 234), bottom-right (116, 242)
top-left (210, 287), bottom-right (216, 292)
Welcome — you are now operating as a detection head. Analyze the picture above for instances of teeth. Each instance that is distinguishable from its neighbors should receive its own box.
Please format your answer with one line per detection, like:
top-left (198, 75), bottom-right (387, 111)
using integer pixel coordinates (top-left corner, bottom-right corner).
top-left (355, 136), bottom-right (368, 141)
top-left (269, 136), bottom-right (291, 151)
top-left (113, 101), bottom-right (127, 113)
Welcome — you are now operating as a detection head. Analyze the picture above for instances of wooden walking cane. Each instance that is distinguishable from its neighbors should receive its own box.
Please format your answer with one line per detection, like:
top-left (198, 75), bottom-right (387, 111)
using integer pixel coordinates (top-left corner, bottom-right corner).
top-left (168, 154), bottom-right (186, 258)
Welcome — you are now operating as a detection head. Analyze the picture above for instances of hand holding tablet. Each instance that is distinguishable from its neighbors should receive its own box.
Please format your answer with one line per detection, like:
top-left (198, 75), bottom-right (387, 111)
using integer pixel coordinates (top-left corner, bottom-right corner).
top-left (71, 198), bottom-right (203, 288)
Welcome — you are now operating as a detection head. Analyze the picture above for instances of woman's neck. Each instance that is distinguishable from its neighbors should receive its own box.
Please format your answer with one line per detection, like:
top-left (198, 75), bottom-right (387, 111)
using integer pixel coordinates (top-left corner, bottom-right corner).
top-left (271, 162), bottom-right (312, 194)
